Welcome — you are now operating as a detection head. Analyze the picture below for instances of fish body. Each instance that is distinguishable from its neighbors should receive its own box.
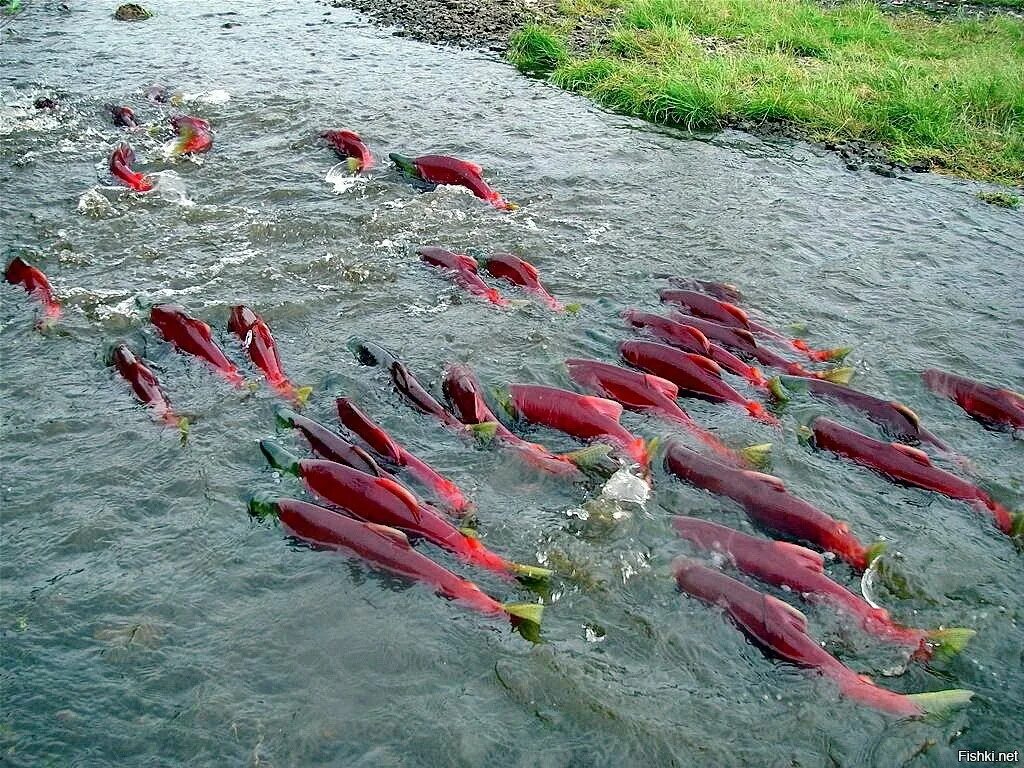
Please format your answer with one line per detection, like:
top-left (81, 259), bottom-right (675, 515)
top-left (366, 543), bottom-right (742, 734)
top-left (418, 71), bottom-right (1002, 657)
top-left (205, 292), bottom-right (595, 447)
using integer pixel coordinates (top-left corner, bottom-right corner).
top-left (228, 305), bottom-right (299, 400)
top-left (483, 252), bottom-right (562, 310)
top-left (111, 344), bottom-right (179, 426)
top-left (320, 129), bottom-right (374, 171)
top-left (252, 498), bottom-right (542, 638)
top-left (771, 375), bottom-right (947, 449)
top-left (624, 310), bottom-right (766, 387)
top-left (808, 417), bottom-right (1017, 536)
top-left (671, 517), bottom-right (968, 658)
top-left (4, 257), bottom-right (61, 324)
top-left (664, 441), bottom-right (877, 569)
top-left (259, 443), bottom-right (548, 580)
top-left (923, 369), bottom-right (1024, 432)
top-left (109, 143), bottom-right (154, 192)
top-left (674, 559), bottom-right (971, 717)
top-left (620, 340), bottom-right (777, 424)
top-left (390, 153), bottom-right (513, 210)
top-left (277, 408), bottom-right (387, 477)
top-left (443, 363), bottom-right (579, 476)
top-left (510, 383), bottom-right (649, 468)
top-left (336, 397), bottom-right (473, 516)
top-left (170, 115), bottom-right (213, 154)
top-left (418, 247), bottom-right (508, 306)
top-left (665, 277), bottom-right (743, 303)
top-left (150, 304), bottom-right (244, 386)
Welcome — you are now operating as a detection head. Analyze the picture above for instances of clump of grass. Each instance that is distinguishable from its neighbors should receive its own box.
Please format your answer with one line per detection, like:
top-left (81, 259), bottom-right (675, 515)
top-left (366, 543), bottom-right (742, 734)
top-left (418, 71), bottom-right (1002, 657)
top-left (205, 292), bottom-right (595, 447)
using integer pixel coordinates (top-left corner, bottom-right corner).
top-left (977, 191), bottom-right (1021, 207)
top-left (510, 0), bottom-right (1024, 183)
top-left (510, 25), bottom-right (570, 76)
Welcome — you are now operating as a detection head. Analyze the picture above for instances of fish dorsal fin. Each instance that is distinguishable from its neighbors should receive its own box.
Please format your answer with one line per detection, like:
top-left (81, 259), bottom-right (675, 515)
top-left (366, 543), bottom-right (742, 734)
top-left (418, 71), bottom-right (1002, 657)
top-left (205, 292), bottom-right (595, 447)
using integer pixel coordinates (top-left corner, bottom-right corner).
top-left (891, 443), bottom-right (932, 466)
top-left (644, 373), bottom-right (679, 400)
top-left (517, 258), bottom-right (539, 279)
top-left (365, 523), bottom-right (412, 548)
top-left (455, 252), bottom-right (479, 272)
top-left (774, 541), bottom-right (825, 573)
top-left (742, 470), bottom-right (787, 491)
top-left (721, 301), bottom-right (749, 326)
top-left (339, 129), bottom-right (361, 141)
top-left (891, 401), bottom-right (921, 429)
top-left (583, 395), bottom-right (623, 421)
top-left (375, 476), bottom-right (424, 521)
top-left (766, 595), bottom-right (809, 632)
top-left (465, 160), bottom-right (483, 175)
top-left (687, 354), bottom-right (723, 377)
top-left (735, 328), bottom-right (758, 347)
top-left (679, 325), bottom-right (711, 354)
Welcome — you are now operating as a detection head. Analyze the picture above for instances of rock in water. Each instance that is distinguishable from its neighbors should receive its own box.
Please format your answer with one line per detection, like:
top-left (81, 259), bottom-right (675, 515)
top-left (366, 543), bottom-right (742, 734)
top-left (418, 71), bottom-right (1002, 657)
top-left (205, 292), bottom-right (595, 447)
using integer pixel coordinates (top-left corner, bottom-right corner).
top-left (114, 3), bottom-right (151, 21)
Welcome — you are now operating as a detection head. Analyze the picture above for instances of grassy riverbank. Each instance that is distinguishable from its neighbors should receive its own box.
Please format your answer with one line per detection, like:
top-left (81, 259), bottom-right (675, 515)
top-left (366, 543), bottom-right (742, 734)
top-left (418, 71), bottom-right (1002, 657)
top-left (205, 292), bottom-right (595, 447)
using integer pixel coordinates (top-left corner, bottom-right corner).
top-left (511, 0), bottom-right (1024, 183)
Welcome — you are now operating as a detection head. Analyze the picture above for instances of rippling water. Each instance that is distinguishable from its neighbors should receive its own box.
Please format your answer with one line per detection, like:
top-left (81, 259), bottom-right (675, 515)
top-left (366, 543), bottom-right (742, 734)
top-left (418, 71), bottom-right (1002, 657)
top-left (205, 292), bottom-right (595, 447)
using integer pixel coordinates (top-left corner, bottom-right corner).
top-left (2, 2), bottom-right (1022, 766)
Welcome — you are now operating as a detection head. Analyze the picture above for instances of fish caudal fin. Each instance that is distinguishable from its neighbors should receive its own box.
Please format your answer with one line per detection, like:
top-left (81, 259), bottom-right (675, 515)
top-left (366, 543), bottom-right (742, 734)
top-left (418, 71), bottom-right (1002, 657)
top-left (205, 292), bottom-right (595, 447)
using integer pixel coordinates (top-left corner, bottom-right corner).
top-left (739, 443), bottom-right (772, 468)
top-left (864, 541), bottom-right (887, 566)
top-left (927, 628), bottom-right (976, 660)
top-left (345, 157), bottom-right (362, 173)
top-left (467, 421), bottom-right (499, 443)
top-left (260, 440), bottom-right (300, 476)
top-left (294, 386), bottom-right (313, 407)
top-left (508, 562), bottom-right (554, 583)
top-left (1011, 512), bottom-right (1024, 539)
top-left (767, 377), bottom-right (791, 403)
top-left (905, 689), bottom-right (974, 717)
top-left (177, 416), bottom-right (190, 444)
top-left (821, 367), bottom-right (854, 385)
top-left (503, 602), bottom-right (544, 643)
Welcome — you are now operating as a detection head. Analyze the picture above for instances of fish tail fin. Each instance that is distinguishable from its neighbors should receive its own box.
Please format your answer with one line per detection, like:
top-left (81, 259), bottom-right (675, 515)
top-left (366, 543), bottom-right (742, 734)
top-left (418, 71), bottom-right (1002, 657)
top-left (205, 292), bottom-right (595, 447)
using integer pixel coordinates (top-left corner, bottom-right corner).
top-left (767, 377), bottom-right (790, 402)
top-left (345, 156), bottom-right (362, 173)
top-left (821, 367), bottom-right (854, 384)
top-left (467, 421), bottom-right (499, 443)
top-left (293, 385), bottom-right (313, 407)
top-left (259, 440), bottom-right (300, 476)
top-left (808, 345), bottom-right (852, 362)
top-left (926, 627), bottom-right (976, 660)
top-left (905, 689), bottom-right (974, 717)
top-left (507, 562), bottom-right (554, 583)
top-left (739, 443), bottom-right (772, 468)
top-left (502, 602), bottom-right (543, 643)
top-left (864, 540), bottom-right (887, 567)
top-left (564, 302), bottom-right (582, 315)
top-left (177, 416), bottom-right (190, 444)
top-left (1010, 511), bottom-right (1024, 540)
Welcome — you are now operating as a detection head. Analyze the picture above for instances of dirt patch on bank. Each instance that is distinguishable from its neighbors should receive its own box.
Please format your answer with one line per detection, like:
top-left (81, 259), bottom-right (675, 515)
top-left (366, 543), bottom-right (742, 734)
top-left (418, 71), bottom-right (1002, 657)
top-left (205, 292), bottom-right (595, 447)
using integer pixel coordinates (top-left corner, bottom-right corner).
top-left (320, 0), bottom-right (559, 53)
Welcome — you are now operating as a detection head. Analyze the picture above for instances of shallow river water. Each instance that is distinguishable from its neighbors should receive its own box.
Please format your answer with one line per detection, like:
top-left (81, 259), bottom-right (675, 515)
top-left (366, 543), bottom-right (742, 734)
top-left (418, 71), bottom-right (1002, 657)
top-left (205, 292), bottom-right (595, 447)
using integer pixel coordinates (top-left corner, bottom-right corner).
top-left (1, 2), bottom-right (1022, 766)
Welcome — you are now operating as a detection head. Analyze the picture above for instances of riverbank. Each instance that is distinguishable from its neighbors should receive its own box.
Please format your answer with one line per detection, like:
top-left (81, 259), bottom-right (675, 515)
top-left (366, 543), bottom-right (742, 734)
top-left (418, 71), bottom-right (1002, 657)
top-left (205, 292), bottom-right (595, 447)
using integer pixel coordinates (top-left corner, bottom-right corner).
top-left (323, 0), bottom-right (1023, 185)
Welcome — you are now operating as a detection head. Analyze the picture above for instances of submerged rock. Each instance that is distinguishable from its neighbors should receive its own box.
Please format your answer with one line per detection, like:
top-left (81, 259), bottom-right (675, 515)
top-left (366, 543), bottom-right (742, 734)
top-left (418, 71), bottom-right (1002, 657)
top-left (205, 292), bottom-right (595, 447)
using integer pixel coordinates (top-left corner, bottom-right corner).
top-left (114, 3), bottom-right (151, 21)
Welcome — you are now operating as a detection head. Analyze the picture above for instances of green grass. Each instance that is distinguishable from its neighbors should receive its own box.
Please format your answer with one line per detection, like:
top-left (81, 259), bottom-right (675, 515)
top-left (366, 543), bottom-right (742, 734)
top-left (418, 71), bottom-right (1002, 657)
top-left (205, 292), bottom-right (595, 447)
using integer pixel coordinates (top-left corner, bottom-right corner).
top-left (509, 0), bottom-right (1024, 183)
top-left (977, 190), bottom-right (1021, 206)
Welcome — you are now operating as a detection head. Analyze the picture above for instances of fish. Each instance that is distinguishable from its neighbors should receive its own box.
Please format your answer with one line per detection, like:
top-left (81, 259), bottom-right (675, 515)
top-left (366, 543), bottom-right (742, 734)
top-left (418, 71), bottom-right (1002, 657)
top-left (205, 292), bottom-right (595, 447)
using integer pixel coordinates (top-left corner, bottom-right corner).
top-left (623, 310), bottom-right (767, 388)
top-left (661, 287), bottom-right (850, 362)
top-left (4, 256), bottom-right (61, 326)
top-left (566, 358), bottom-right (769, 466)
top-left (169, 115), bottom-right (213, 154)
top-left (150, 304), bottom-right (245, 387)
top-left (390, 153), bottom-right (515, 210)
top-left (483, 252), bottom-right (563, 311)
top-left (351, 339), bottom-right (490, 436)
top-left (275, 407), bottom-right (456, 521)
top-left (674, 558), bottom-right (973, 717)
top-left (336, 396), bottom-right (474, 517)
top-left (107, 104), bottom-right (139, 129)
top-left (442, 363), bottom-right (582, 477)
top-left (249, 497), bottom-right (543, 640)
top-left (259, 441), bottom-right (551, 581)
top-left (671, 516), bottom-right (973, 660)
top-left (509, 383), bottom-right (650, 469)
top-left (665, 277), bottom-right (742, 303)
top-left (769, 375), bottom-right (949, 450)
top-left (108, 143), bottom-right (154, 192)
top-left (663, 440), bottom-right (883, 569)
top-left (620, 340), bottom-right (778, 425)
top-left (805, 417), bottom-right (1021, 538)
top-left (110, 344), bottom-right (188, 435)
top-left (34, 96), bottom-right (58, 110)
top-left (667, 311), bottom-right (853, 384)
top-left (227, 305), bottom-right (310, 404)
top-left (417, 247), bottom-right (509, 307)
top-left (922, 369), bottom-right (1024, 433)
top-left (320, 129), bottom-right (374, 172)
